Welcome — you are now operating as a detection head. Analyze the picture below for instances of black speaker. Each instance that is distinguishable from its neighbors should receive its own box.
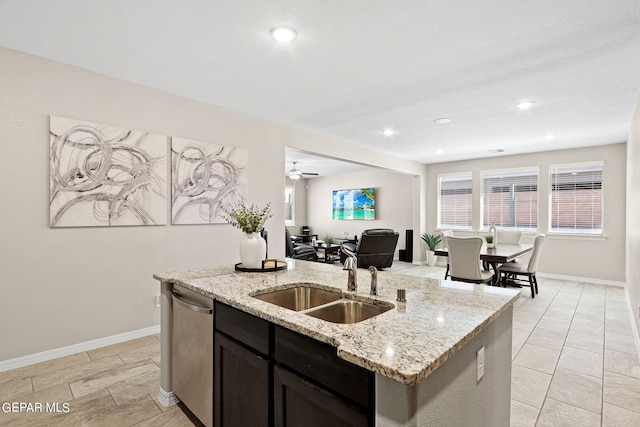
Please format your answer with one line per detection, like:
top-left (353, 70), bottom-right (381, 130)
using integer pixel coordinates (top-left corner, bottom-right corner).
top-left (399, 249), bottom-right (406, 262)
top-left (405, 230), bottom-right (413, 262)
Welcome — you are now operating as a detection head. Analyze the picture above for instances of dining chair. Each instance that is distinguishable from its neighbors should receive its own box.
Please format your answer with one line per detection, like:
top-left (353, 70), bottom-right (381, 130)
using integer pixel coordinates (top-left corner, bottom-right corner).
top-left (496, 229), bottom-right (522, 244)
top-left (499, 234), bottom-right (546, 298)
top-left (445, 236), bottom-right (494, 284)
top-left (439, 230), bottom-right (454, 279)
top-left (495, 229), bottom-right (523, 278)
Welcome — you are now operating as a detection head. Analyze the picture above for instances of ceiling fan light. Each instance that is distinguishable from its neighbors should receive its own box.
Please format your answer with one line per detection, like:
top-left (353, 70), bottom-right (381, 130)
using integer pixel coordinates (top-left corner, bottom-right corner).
top-left (289, 172), bottom-right (301, 180)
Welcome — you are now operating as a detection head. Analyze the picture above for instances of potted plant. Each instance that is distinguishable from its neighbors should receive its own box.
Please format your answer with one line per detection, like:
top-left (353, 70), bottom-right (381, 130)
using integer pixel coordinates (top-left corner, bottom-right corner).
top-left (421, 232), bottom-right (442, 267)
top-left (485, 235), bottom-right (495, 249)
top-left (323, 234), bottom-right (335, 247)
top-left (222, 200), bottom-right (272, 268)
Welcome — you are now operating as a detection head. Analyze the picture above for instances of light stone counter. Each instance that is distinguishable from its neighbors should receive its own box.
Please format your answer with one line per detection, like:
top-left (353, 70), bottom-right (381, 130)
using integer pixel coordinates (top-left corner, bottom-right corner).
top-left (154, 259), bottom-right (519, 387)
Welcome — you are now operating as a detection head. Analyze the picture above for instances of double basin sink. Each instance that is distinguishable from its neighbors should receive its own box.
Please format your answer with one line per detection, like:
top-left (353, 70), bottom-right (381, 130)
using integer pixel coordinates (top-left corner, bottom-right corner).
top-left (252, 285), bottom-right (393, 324)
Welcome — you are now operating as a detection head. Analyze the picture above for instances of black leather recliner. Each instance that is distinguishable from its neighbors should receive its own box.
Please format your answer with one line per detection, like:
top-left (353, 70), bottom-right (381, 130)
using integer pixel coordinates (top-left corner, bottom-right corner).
top-left (340, 229), bottom-right (399, 269)
top-left (285, 229), bottom-right (317, 261)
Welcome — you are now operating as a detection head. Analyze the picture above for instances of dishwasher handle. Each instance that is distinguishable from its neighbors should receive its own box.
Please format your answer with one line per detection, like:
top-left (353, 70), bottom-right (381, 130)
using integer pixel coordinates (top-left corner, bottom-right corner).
top-left (172, 292), bottom-right (213, 314)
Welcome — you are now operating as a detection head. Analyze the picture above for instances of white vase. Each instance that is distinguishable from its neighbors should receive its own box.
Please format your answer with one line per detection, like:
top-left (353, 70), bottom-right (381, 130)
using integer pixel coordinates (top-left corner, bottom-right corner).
top-left (239, 232), bottom-right (267, 269)
top-left (426, 250), bottom-right (438, 267)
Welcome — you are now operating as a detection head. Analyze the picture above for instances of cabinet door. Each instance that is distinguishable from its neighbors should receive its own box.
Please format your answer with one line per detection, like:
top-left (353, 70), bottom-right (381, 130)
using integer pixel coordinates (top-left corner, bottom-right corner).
top-left (214, 332), bottom-right (270, 427)
top-left (274, 365), bottom-right (370, 427)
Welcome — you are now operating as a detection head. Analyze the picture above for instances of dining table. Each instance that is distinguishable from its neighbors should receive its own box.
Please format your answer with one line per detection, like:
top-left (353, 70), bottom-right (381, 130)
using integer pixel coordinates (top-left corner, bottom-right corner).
top-left (434, 243), bottom-right (533, 286)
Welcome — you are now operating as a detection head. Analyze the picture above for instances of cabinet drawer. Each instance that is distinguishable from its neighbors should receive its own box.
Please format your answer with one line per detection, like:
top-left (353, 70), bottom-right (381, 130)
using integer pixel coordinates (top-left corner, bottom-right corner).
top-left (274, 365), bottom-right (369, 427)
top-left (274, 326), bottom-right (373, 409)
top-left (215, 302), bottom-right (270, 355)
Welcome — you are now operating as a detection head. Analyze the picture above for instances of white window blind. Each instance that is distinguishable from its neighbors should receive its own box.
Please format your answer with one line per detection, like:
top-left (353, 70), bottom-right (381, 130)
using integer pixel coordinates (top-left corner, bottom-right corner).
top-left (438, 173), bottom-right (472, 230)
top-left (481, 168), bottom-right (538, 231)
top-left (549, 162), bottom-right (603, 234)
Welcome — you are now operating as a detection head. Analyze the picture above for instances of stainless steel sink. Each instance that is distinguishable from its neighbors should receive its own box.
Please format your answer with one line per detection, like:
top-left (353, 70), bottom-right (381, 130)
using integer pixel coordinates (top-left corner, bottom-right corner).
top-left (253, 286), bottom-right (342, 311)
top-left (305, 300), bottom-right (393, 324)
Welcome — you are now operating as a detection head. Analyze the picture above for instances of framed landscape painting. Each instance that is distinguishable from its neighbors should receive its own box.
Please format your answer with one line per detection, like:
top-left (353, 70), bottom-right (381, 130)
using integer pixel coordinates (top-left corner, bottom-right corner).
top-left (332, 188), bottom-right (375, 220)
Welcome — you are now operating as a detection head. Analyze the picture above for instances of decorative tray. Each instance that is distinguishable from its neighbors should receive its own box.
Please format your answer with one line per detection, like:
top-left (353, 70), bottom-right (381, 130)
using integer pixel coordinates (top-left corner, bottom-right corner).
top-left (235, 259), bottom-right (288, 272)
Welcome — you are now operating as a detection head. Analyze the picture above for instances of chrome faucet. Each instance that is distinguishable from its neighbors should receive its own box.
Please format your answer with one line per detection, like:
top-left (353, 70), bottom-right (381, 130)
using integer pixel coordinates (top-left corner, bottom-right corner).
top-left (368, 266), bottom-right (378, 296)
top-left (341, 245), bottom-right (357, 292)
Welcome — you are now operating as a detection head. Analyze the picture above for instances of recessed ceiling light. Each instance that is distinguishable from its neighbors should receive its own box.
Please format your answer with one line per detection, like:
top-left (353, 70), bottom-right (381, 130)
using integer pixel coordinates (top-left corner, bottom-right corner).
top-left (516, 101), bottom-right (535, 110)
top-left (382, 128), bottom-right (395, 137)
top-left (270, 27), bottom-right (297, 42)
top-left (436, 149), bottom-right (444, 154)
top-left (544, 133), bottom-right (555, 140)
top-left (433, 118), bottom-right (452, 124)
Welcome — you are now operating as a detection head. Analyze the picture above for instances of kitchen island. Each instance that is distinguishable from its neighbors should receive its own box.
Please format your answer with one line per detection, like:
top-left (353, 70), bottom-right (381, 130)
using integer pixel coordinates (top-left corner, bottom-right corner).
top-left (154, 260), bottom-right (519, 426)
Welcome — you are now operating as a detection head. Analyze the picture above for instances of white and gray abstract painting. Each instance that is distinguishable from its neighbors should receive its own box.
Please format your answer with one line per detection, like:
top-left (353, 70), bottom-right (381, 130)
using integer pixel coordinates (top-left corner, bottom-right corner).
top-left (49, 116), bottom-right (167, 227)
top-left (171, 137), bottom-right (247, 224)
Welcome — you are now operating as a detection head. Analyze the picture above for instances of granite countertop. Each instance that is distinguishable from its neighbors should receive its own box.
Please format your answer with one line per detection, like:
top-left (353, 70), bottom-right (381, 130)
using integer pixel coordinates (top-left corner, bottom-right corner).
top-left (154, 260), bottom-right (519, 386)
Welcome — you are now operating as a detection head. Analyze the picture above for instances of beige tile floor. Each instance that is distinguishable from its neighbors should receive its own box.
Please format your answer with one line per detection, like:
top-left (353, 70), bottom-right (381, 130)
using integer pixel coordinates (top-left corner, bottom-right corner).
top-left (1, 263), bottom-right (638, 426)
top-left (395, 263), bottom-right (640, 426)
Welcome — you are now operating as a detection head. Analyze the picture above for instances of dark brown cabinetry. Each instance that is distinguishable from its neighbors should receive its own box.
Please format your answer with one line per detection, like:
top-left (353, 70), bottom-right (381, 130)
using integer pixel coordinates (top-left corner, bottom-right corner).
top-left (213, 301), bottom-right (374, 427)
top-left (214, 332), bottom-right (270, 427)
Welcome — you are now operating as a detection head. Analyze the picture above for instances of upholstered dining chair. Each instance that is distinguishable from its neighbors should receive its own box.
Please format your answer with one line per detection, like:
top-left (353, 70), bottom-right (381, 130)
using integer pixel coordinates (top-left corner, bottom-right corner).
top-left (439, 230), bottom-right (454, 279)
top-left (496, 229), bottom-right (522, 244)
top-left (445, 236), bottom-right (494, 284)
top-left (495, 229), bottom-right (523, 276)
top-left (499, 234), bottom-right (546, 298)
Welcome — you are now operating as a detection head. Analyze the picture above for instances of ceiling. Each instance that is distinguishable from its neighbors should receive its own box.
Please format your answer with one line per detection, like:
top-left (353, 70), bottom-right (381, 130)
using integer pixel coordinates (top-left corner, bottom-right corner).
top-left (1, 0), bottom-right (639, 177)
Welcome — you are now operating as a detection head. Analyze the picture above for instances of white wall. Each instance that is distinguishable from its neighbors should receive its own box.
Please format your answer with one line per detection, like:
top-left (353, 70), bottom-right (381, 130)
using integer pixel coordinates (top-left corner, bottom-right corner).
top-left (305, 170), bottom-right (415, 257)
top-left (0, 47), bottom-right (427, 361)
top-left (426, 144), bottom-right (627, 282)
top-left (626, 93), bottom-right (640, 345)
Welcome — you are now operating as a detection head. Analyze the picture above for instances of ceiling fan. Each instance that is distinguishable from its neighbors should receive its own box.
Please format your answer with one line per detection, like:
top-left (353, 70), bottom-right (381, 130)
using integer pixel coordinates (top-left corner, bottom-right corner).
top-left (288, 161), bottom-right (319, 180)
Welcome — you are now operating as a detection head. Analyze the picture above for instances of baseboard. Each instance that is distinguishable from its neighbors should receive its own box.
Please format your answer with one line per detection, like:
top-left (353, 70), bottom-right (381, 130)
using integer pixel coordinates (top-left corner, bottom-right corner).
top-left (624, 289), bottom-right (640, 363)
top-left (537, 272), bottom-right (625, 287)
top-left (0, 325), bottom-right (161, 373)
top-left (158, 388), bottom-right (180, 407)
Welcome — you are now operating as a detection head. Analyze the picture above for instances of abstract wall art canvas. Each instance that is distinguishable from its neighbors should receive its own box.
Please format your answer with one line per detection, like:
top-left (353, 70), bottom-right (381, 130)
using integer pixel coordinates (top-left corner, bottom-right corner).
top-left (49, 116), bottom-right (168, 227)
top-left (171, 137), bottom-right (248, 224)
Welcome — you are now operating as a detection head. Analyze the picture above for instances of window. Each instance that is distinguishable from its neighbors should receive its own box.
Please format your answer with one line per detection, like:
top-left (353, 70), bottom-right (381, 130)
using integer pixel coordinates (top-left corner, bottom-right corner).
top-left (481, 168), bottom-right (538, 231)
top-left (438, 173), bottom-right (473, 230)
top-left (549, 162), bottom-right (603, 234)
top-left (284, 186), bottom-right (294, 226)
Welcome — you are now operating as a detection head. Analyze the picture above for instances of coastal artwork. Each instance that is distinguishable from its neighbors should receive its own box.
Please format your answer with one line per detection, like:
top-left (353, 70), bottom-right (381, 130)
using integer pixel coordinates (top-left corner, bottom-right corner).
top-left (332, 188), bottom-right (376, 220)
top-left (171, 137), bottom-right (248, 224)
top-left (49, 116), bottom-right (167, 227)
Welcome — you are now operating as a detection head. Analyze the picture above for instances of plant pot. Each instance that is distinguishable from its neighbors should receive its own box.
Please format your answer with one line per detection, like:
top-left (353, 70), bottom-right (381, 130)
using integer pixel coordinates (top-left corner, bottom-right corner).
top-left (239, 232), bottom-right (267, 269)
top-left (487, 243), bottom-right (495, 249)
top-left (426, 250), bottom-right (438, 267)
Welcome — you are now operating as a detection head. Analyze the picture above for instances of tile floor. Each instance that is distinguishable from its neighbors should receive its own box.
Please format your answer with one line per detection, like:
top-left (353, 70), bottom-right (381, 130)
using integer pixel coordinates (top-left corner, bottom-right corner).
top-left (1, 263), bottom-right (638, 426)
top-left (394, 262), bottom-right (640, 426)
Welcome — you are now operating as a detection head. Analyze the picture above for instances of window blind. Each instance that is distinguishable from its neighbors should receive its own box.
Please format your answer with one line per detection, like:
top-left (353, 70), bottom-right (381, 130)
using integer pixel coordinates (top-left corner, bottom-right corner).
top-left (550, 162), bottom-right (603, 234)
top-left (438, 173), bottom-right (472, 230)
top-left (481, 168), bottom-right (538, 231)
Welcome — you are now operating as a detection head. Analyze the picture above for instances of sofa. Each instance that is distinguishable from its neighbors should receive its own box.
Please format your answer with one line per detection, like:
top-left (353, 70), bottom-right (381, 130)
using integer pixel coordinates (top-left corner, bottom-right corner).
top-left (285, 229), bottom-right (317, 261)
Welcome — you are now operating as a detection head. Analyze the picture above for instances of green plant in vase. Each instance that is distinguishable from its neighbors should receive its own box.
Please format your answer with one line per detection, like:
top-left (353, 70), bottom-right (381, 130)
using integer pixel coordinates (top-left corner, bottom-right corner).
top-left (485, 235), bottom-right (495, 248)
top-left (222, 200), bottom-right (272, 268)
top-left (323, 234), bottom-right (335, 246)
top-left (421, 232), bottom-right (442, 267)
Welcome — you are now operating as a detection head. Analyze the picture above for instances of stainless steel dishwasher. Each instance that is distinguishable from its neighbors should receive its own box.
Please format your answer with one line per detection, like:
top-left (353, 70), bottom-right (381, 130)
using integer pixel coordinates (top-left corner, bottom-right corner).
top-left (171, 285), bottom-right (214, 427)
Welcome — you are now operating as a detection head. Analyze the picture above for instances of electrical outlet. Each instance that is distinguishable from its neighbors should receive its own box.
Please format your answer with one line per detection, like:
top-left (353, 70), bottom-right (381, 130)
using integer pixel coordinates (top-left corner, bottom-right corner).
top-left (476, 346), bottom-right (485, 382)
top-left (155, 295), bottom-right (161, 308)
